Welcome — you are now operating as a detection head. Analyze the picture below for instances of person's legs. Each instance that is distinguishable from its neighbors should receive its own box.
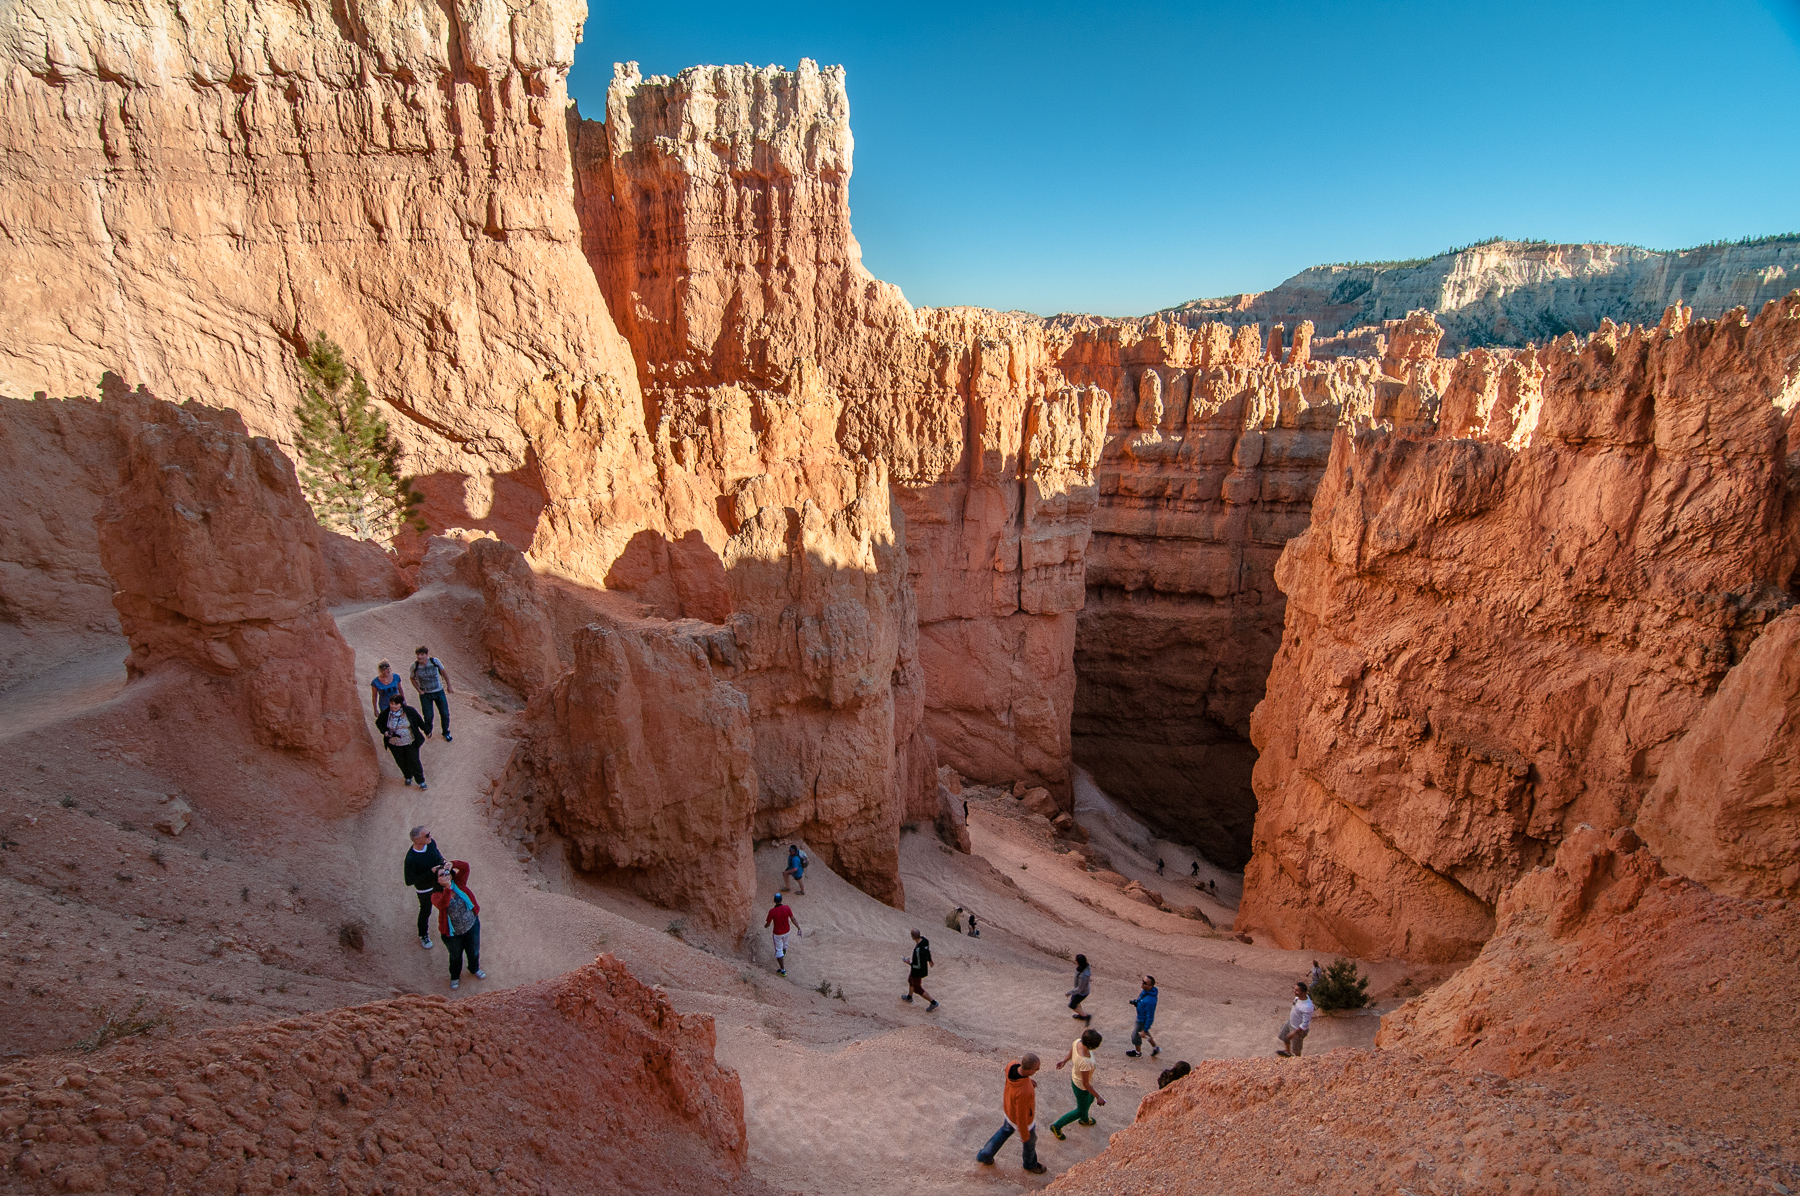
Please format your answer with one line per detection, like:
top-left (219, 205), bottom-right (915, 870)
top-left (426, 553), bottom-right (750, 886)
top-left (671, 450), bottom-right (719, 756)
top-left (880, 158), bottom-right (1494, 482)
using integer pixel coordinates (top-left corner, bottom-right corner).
top-left (1290, 1028), bottom-right (1306, 1057)
top-left (906, 974), bottom-right (924, 1001)
top-left (421, 690), bottom-right (449, 737)
top-left (386, 744), bottom-right (409, 780)
top-left (1020, 1127), bottom-right (1041, 1171)
top-left (446, 932), bottom-right (466, 981)
top-left (416, 891), bottom-right (434, 939)
top-left (465, 919), bottom-right (481, 974)
top-left (1277, 1025), bottom-right (1295, 1054)
top-left (976, 1122), bottom-right (1013, 1164)
top-left (403, 744), bottom-right (426, 786)
top-left (1052, 1084), bottom-right (1093, 1133)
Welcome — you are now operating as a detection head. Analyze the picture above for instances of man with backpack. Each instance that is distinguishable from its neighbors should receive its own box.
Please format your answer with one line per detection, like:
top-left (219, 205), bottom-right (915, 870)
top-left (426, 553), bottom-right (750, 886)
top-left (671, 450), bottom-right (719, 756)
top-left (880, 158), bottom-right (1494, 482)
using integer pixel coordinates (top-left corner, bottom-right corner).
top-left (411, 646), bottom-right (454, 741)
top-left (903, 929), bottom-right (938, 1012)
top-left (783, 843), bottom-right (808, 895)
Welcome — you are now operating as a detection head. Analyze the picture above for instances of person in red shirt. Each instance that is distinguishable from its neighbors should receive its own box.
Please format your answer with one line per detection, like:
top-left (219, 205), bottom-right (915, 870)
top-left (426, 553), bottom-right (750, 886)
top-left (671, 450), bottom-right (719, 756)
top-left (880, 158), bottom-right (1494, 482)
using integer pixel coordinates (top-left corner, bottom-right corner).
top-left (764, 893), bottom-right (801, 976)
top-left (430, 860), bottom-right (484, 990)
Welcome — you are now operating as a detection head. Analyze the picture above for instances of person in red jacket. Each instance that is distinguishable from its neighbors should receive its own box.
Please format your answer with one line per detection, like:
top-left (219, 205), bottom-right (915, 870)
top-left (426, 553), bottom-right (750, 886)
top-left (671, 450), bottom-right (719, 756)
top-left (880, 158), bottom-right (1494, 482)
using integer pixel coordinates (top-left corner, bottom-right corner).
top-left (431, 860), bottom-right (485, 990)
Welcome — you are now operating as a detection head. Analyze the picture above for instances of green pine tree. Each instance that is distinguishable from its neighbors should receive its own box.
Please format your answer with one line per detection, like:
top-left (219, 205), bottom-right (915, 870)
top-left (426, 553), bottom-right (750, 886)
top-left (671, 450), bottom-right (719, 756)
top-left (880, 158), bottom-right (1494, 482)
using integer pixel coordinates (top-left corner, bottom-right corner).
top-left (292, 334), bottom-right (424, 542)
top-left (1310, 957), bottom-right (1372, 1012)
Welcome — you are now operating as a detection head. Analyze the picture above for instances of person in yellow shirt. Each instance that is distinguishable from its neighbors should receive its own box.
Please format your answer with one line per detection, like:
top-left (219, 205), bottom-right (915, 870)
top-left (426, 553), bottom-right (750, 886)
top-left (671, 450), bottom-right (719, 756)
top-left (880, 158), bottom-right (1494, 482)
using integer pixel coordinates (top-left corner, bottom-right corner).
top-left (1049, 1029), bottom-right (1107, 1138)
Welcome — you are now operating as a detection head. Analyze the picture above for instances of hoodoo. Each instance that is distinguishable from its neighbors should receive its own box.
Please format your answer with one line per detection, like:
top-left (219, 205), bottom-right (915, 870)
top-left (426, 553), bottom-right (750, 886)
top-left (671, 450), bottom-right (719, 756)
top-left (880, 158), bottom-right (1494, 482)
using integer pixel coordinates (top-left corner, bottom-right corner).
top-left (1, 2), bottom-right (1796, 1194)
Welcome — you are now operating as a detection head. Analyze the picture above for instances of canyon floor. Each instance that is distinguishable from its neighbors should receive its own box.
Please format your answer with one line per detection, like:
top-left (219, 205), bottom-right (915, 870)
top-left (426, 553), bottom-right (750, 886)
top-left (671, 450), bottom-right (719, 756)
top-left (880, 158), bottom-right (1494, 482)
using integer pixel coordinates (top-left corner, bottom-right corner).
top-left (1, 578), bottom-right (1418, 1194)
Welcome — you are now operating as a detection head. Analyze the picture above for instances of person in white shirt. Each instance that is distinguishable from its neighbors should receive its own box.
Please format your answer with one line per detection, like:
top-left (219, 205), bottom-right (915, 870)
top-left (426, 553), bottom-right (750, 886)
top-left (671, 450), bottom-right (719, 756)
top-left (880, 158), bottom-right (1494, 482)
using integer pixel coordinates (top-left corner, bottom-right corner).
top-left (1278, 981), bottom-right (1315, 1057)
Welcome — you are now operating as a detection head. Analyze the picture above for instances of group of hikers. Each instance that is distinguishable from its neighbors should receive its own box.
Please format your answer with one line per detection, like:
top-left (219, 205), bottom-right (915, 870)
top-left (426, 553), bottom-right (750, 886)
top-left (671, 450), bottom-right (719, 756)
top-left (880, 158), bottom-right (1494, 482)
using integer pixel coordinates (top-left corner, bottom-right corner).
top-left (402, 825), bottom-right (486, 989)
top-left (370, 647), bottom-right (455, 789)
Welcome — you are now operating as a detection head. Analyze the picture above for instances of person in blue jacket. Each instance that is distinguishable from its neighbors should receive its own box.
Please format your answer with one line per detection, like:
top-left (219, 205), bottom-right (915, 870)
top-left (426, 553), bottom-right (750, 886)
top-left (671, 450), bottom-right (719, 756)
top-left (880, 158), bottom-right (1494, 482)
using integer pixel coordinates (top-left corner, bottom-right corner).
top-left (1124, 974), bottom-right (1161, 1057)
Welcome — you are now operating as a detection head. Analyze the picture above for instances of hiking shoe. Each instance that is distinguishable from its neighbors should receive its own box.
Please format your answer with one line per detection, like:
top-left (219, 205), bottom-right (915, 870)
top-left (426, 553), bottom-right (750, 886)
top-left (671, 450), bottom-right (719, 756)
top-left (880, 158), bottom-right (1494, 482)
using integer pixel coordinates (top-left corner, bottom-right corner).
top-left (1151, 1048), bottom-right (1160, 1057)
top-left (901, 993), bottom-right (913, 1003)
top-left (421, 937), bottom-right (433, 950)
top-left (1275, 1050), bottom-right (1292, 1058)
top-left (927, 1000), bottom-right (939, 1012)
top-left (777, 968), bottom-right (786, 976)
top-left (444, 734), bottom-right (453, 742)
top-left (1049, 1126), bottom-right (1066, 1141)
top-left (403, 779), bottom-right (413, 787)
top-left (474, 970), bottom-right (486, 979)
top-left (1024, 1164), bottom-right (1047, 1174)
top-left (1124, 1049), bottom-right (1141, 1057)
top-left (1078, 1118), bottom-right (1095, 1126)
top-left (450, 979), bottom-right (459, 990)
top-left (418, 782), bottom-right (428, 790)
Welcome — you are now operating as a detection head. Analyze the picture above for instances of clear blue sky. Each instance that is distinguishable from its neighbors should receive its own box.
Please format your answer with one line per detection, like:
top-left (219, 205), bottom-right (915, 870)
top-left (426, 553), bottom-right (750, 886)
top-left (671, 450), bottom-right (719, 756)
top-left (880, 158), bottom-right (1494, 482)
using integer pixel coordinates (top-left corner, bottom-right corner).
top-left (571, 1), bottom-right (1800, 317)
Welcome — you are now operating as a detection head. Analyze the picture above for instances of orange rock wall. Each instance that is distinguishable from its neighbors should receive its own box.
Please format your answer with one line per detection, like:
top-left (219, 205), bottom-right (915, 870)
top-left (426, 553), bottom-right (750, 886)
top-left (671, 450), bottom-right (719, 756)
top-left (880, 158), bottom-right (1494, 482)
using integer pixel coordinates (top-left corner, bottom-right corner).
top-left (1239, 298), bottom-right (1800, 960)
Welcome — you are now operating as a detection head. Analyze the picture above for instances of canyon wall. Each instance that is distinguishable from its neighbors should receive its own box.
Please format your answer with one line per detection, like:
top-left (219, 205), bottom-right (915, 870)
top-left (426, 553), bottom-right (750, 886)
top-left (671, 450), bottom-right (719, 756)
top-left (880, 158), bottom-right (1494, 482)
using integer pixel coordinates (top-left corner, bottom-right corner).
top-left (1239, 297), bottom-right (1800, 960)
top-left (1169, 236), bottom-right (1800, 351)
top-left (0, 0), bottom-right (637, 544)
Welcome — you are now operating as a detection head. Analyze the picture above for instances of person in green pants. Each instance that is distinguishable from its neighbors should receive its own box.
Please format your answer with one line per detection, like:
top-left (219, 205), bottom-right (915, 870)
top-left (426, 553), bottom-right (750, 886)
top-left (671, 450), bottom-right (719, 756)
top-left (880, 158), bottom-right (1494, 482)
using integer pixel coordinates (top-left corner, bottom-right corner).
top-left (1049, 1029), bottom-right (1107, 1138)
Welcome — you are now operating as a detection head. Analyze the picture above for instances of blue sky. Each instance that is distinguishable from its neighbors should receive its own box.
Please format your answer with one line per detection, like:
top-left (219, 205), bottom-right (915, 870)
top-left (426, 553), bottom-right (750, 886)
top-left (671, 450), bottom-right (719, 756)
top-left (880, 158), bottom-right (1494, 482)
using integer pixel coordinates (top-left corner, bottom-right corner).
top-left (571, 2), bottom-right (1800, 317)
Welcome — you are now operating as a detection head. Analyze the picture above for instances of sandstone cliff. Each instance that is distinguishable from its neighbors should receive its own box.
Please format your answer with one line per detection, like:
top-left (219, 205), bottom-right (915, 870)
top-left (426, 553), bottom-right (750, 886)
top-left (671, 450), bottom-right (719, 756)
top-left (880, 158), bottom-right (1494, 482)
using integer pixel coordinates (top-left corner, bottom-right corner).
top-left (1238, 296), bottom-right (1800, 960)
top-left (1168, 236), bottom-right (1800, 351)
top-left (0, 956), bottom-right (753, 1195)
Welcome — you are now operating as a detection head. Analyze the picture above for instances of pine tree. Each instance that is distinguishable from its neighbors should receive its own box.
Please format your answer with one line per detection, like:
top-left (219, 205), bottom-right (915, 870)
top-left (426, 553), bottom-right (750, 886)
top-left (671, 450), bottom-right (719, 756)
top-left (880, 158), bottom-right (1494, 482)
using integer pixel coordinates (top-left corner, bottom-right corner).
top-left (1310, 957), bottom-right (1371, 1012)
top-left (292, 334), bottom-right (423, 542)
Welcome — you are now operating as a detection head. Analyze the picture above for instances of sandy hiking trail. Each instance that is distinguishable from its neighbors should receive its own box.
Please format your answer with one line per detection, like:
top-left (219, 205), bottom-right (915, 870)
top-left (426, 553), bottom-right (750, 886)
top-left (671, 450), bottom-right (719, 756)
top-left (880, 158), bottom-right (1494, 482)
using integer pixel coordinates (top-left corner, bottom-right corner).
top-left (3, 580), bottom-right (1418, 1194)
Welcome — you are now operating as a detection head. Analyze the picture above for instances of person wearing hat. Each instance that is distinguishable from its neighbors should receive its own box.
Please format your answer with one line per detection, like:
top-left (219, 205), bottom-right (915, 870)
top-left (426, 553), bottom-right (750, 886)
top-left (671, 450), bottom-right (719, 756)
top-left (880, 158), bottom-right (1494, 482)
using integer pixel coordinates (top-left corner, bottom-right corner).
top-left (764, 893), bottom-right (801, 976)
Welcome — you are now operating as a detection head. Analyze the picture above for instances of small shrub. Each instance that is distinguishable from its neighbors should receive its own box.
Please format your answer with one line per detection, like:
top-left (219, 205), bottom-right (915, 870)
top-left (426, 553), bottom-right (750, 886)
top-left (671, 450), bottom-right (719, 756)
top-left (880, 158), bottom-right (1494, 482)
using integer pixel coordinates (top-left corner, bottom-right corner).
top-left (149, 848), bottom-right (166, 868)
top-left (665, 918), bottom-right (686, 940)
top-left (337, 921), bottom-right (366, 952)
top-left (59, 796), bottom-right (76, 809)
top-left (815, 979), bottom-right (833, 997)
top-left (74, 999), bottom-right (170, 1052)
top-left (1310, 957), bottom-right (1371, 1011)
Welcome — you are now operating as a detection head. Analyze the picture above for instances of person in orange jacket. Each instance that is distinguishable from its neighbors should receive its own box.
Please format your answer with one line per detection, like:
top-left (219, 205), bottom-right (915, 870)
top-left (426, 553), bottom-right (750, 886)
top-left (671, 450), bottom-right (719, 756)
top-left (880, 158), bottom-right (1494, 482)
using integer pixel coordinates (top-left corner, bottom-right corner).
top-left (975, 1053), bottom-right (1046, 1173)
top-left (431, 860), bottom-right (484, 990)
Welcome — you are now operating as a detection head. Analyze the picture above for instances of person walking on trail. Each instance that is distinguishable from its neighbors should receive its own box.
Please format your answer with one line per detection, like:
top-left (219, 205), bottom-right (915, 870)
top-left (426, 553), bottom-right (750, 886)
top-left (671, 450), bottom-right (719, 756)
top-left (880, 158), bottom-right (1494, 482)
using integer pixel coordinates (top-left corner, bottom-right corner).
top-left (946, 906), bottom-right (964, 934)
top-left (782, 844), bottom-right (808, 895)
top-left (1189, 860), bottom-right (1200, 879)
top-left (1124, 974), bottom-right (1161, 1057)
top-left (382, 693), bottom-right (429, 789)
top-left (1156, 858), bottom-right (1165, 876)
top-left (902, 929), bottom-right (938, 1011)
top-left (1309, 959), bottom-right (1325, 992)
top-left (1050, 1029), bottom-right (1107, 1138)
top-left (404, 826), bottom-right (445, 949)
top-left (1278, 981), bottom-right (1315, 1057)
top-left (1067, 954), bottom-right (1093, 1022)
top-left (966, 913), bottom-right (979, 938)
top-left (370, 660), bottom-right (402, 718)
top-left (410, 646), bottom-right (454, 742)
top-left (765, 894), bottom-right (800, 976)
top-left (432, 860), bottom-right (484, 990)
top-left (976, 1053), bottom-right (1046, 1173)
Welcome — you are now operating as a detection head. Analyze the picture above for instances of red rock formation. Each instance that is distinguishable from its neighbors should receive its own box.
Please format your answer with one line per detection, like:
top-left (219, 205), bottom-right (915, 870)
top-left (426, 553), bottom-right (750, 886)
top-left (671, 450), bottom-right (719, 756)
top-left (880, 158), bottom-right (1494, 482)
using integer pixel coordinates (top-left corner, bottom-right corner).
top-left (1239, 297), bottom-right (1800, 960)
top-left (96, 394), bottom-right (379, 808)
top-left (463, 538), bottom-right (560, 697)
top-left (319, 530), bottom-right (413, 606)
top-left (501, 610), bottom-right (760, 933)
top-left (0, 956), bottom-right (753, 1195)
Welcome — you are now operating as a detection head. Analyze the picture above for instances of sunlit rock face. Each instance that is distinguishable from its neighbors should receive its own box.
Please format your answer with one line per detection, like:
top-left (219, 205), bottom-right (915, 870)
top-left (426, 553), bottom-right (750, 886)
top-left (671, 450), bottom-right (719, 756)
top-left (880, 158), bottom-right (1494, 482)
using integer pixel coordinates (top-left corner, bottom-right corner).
top-left (1238, 297), bottom-right (1800, 961)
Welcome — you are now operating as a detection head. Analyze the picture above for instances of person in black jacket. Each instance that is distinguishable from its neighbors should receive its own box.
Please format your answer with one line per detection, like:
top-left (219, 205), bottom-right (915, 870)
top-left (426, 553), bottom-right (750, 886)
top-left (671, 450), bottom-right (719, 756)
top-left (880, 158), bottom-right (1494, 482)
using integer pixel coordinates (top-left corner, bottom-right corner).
top-left (381, 693), bottom-right (429, 789)
top-left (404, 826), bottom-right (445, 949)
top-left (902, 929), bottom-right (938, 1012)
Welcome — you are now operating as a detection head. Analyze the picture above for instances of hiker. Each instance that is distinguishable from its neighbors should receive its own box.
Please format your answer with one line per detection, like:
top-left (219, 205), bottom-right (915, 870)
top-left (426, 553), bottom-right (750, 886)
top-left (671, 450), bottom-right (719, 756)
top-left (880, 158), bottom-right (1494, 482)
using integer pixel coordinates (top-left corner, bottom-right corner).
top-left (410, 646), bottom-right (454, 741)
top-left (902, 929), bottom-right (938, 1011)
top-left (1067, 953), bottom-right (1092, 1022)
top-left (1157, 1060), bottom-right (1192, 1089)
top-left (1309, 959), bottom-right (1325, 992)
top-left (783, 843), bottom-right (808, 895)
top-left (975, 1053), bottom-right (1046, 1174)
top-left (1050, 1029), bottom-right (1106, 1138)
top-left (432, 860), bottom-right (484, 990)
top-left (382, 694), bottom-right (429, 789)
top-left (1189, 860), bottom-right (1200, 879)
top-left (966, 913), bottom-right (980, 938)
top-left (1278, 981), bottom-right (1315, 1057)
top-left (370, 659), bottom-right (402, 718)
top-left (946, 906), bottom-right (964, 933)
top-left (765, 893), bottom-right (801, 976)
top-left (1125, 974), bottom-right (1161, 1057)
top-left (403, 826), bottom-right (445, 949)
top-left (1156, 858), bottom-right (1165, 875)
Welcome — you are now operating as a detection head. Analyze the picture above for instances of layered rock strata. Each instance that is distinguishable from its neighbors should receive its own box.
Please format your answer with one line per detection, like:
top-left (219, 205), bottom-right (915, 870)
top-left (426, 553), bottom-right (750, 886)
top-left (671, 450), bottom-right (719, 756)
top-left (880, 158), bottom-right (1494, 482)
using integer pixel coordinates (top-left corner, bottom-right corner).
top-left (1239, 297), bottom-right (1800, 960)
top-left (0, 957), bottom-right (753, 1195)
